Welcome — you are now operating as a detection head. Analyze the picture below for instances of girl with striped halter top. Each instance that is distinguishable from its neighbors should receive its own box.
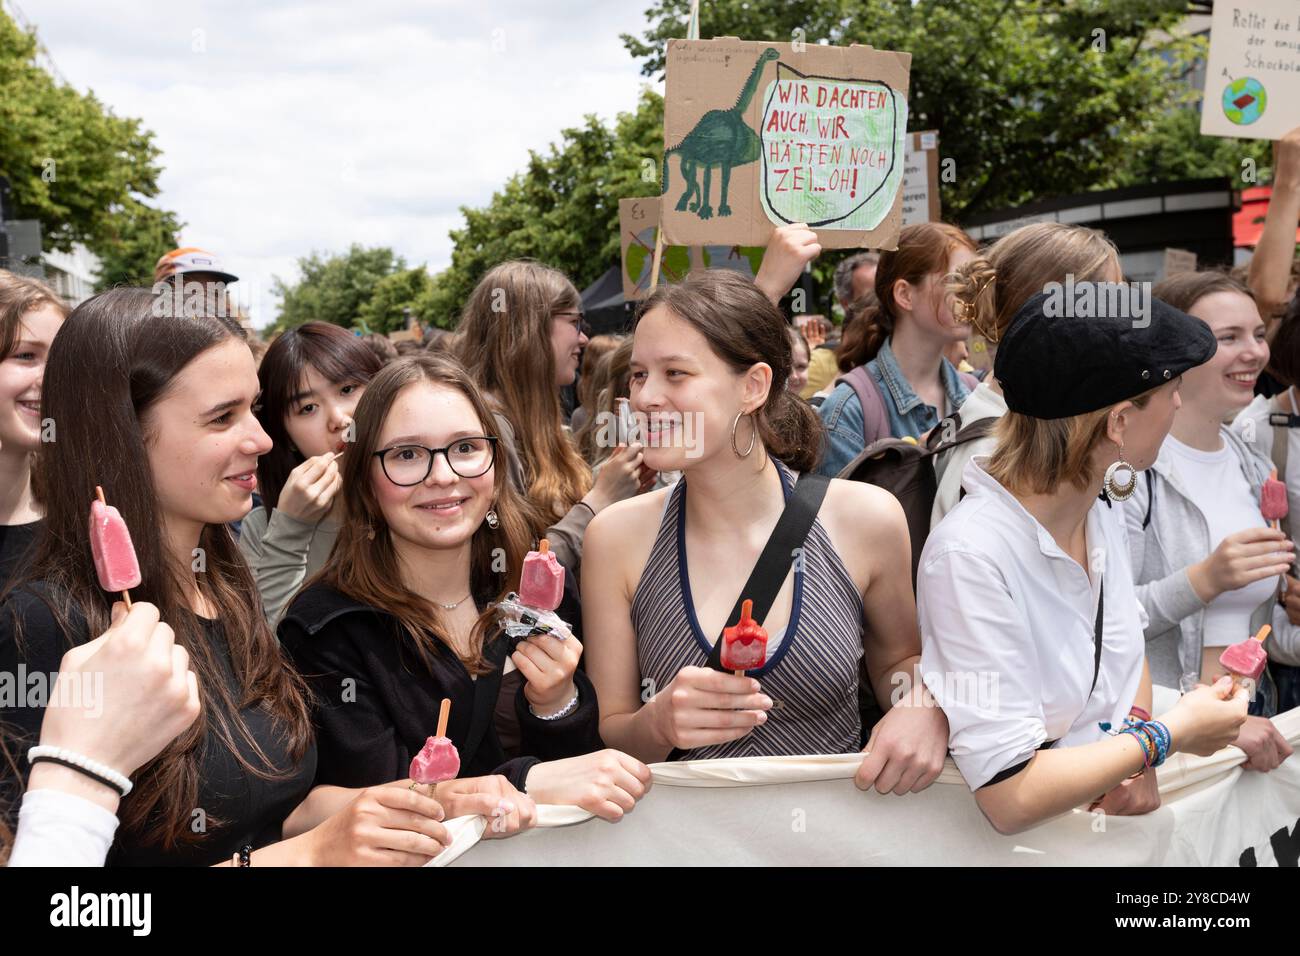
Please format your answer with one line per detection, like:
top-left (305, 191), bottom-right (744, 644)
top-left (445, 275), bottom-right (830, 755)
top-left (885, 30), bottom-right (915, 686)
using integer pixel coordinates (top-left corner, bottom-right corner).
top-left (583, 270), bottom-right (949, 794)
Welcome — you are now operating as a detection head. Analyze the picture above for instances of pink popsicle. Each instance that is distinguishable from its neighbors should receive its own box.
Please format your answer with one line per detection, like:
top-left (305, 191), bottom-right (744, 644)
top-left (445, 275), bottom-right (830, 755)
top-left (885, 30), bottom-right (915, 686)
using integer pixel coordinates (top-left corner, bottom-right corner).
top-left (1262, 468), bottom-right (1288, 523)
top-left (409, 698), bottom-right (460, 786)
top-left (90, 487), bottom-right (141, 604)
top-left (518, 538), bottom-right (564, 611)
top-left (1219, 624), bottom-right (1270, 687)
top-left (409, 735), bottom-right (460, 784)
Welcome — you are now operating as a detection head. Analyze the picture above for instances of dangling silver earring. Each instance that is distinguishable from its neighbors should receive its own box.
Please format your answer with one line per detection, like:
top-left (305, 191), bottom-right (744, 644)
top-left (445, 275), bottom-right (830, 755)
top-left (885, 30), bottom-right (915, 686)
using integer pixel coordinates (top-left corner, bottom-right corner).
top-left (485, 508), bottom-right (500, 530)
top-left (1103, 443), bottom-right (1137, 501)
top-left (730, 410), bottom-right (756, 459)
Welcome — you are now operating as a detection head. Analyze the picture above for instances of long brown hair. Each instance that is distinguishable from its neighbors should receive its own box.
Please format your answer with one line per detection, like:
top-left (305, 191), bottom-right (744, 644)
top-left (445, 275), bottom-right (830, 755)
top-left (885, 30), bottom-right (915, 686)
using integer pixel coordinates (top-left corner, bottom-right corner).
top-left (454, 261), bottom-right (591, 524)
top-left (14, 287), bottom-right (312, 849)
top-left (845, 222), bottom-right (977, 366)
top-left (254, 321), bottom-right (384, 510)
top-left (311, 354), bottom-right (535, 676)
top-left (636, 270), bottom-right (823, 473)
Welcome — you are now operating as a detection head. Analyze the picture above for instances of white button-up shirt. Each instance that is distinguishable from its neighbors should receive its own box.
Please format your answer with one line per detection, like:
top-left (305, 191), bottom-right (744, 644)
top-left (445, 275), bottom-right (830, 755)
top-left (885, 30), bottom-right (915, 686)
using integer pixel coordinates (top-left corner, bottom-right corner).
top-left (918, 457), bottom-right (1145, 790)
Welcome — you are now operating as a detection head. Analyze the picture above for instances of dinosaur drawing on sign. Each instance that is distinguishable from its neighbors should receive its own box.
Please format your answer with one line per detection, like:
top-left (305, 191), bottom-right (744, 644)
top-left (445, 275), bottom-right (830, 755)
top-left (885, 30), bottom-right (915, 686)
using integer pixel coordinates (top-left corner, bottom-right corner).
top-left (661, 47), bottom-right (780, 221)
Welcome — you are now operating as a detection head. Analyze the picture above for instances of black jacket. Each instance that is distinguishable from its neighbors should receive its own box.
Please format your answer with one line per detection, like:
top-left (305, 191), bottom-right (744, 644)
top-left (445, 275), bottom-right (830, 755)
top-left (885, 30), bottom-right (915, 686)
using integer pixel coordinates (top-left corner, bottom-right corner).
top-left (278, 582), bottom-right (603, 793)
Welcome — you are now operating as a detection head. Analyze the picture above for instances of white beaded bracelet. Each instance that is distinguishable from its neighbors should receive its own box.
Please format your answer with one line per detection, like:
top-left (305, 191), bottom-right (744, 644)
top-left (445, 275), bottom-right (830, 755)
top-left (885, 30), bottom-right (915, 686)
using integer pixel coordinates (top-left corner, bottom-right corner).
top-left (529, 690), bottom-right (580, 721)
top-left (27, 745), bottom-right (132, 797)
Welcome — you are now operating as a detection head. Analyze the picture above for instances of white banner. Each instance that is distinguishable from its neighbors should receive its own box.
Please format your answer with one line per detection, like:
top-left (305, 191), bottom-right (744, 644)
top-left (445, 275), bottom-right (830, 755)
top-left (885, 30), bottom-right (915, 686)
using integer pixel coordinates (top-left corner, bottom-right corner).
top-left (433, 706), bottom-right (1300, 867)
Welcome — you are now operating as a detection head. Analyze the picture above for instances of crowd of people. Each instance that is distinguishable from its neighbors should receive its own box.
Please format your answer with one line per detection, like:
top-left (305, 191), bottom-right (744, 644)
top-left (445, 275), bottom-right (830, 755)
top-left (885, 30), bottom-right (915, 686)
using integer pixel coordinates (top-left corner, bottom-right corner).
top-left (1, 187), bottom-right (1298, 865)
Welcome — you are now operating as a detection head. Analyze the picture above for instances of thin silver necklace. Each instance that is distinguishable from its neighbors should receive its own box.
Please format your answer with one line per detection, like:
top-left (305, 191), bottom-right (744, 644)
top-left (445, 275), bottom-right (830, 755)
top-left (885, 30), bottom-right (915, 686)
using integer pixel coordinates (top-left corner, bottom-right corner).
top-left (438, 593), bottom-right (473, 610)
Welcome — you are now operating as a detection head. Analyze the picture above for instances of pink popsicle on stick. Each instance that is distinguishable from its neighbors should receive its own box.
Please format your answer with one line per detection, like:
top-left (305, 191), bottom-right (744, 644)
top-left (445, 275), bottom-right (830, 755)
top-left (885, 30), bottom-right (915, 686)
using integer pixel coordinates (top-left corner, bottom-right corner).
top-left (90, 486), bottom-right (141, 610)
top-left (1219, 624), bottom-right (1270, 694)
top-left (1261, 468), bottom-right (1288, 529)
top-left (518, 538), bottom-right (565, 612)
top-left (409, 698), bottom-right (460, 793)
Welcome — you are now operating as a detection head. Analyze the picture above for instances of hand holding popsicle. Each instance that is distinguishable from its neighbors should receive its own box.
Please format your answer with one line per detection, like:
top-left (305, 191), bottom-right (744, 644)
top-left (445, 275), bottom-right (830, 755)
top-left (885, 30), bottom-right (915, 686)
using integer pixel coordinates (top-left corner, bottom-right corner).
top-left (1188, 526), bottom-right (1294, 603)
top-left (90, 486), bottom-right (141, 609)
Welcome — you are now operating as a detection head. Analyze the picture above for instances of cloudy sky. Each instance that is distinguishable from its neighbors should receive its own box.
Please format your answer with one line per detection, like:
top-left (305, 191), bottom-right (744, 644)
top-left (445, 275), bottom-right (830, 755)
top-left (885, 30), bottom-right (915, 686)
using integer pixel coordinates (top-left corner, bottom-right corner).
top-left (17, 0), bottom-right (664, 322)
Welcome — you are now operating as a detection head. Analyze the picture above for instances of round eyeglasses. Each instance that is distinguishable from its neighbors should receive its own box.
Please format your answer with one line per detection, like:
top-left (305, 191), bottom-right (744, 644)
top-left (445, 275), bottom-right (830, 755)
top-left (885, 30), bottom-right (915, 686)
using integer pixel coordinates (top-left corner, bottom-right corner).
top-left (373, 436), bottom-right (498, 486)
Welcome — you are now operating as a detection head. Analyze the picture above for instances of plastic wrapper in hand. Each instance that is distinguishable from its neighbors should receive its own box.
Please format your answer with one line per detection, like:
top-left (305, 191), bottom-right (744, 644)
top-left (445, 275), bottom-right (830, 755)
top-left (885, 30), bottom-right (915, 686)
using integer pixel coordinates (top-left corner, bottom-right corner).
top-left (495, 593), bottom-right (574, 650)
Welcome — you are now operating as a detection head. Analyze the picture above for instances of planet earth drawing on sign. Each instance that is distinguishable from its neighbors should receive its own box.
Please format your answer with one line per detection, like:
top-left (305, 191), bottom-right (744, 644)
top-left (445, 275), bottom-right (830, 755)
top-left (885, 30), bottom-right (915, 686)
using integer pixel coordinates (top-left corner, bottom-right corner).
top-left (1222, 77), bottom-right (1267, 126)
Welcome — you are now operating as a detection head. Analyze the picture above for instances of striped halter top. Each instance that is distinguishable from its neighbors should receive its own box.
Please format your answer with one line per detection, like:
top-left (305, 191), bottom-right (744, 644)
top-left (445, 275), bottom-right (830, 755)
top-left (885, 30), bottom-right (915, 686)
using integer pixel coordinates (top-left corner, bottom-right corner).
top-left (630, 459), bottom-right (865, 759)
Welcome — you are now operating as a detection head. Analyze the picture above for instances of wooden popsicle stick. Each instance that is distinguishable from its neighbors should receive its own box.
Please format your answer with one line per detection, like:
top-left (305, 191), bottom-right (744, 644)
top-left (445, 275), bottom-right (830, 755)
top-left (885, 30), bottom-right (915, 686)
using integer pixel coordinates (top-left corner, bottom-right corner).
top-left (734, 669), bottom-right (744, 677)
top-left (436, 697), bottom-right (451, 738)
top-left (95, 485), bottom-right (133, 611)
top-left (538, 539), bottom-right (550, 554)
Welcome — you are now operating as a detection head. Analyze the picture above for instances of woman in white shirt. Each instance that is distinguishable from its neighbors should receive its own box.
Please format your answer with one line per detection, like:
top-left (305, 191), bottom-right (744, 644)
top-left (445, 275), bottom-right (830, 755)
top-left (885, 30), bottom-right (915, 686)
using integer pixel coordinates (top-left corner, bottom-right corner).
top-left (918, 289), bottom-right (1249, 834)
top-left (1125, 272), bottom-right (1294, 772)
top-left (1233, 295), bottom-right (1300, 714)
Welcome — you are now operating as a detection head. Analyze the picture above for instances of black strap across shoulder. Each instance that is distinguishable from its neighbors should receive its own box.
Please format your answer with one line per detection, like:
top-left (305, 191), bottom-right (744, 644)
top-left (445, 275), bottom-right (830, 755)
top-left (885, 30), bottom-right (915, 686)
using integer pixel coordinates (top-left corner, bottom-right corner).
top-left (979, 579), bottom-right (1104, 788)
top-left (666, 470), bottom-right (830, 761)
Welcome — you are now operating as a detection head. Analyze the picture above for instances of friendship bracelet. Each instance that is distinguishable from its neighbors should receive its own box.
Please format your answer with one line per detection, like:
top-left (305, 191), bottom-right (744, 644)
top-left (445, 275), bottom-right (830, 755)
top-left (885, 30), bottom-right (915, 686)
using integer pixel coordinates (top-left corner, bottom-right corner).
top-left (1103, 718), bottom-right (1171, 770)
top-left (530, 690), bottom-right (580, 721)
top-left (27, 745), bottom-right (132, 797)
top-left (1127, 705), bottom-right (1152, 723)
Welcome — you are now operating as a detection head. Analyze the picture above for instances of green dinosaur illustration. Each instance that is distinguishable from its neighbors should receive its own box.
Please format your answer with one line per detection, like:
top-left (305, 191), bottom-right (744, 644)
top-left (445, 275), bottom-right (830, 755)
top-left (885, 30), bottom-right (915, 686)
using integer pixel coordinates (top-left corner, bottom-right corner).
top-left (661, 47), bottom-right (780, 221)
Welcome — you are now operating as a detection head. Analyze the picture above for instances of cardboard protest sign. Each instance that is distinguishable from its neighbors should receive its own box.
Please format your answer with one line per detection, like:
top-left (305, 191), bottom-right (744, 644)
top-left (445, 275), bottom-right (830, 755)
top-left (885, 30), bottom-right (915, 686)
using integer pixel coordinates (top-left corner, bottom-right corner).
top-left (620, 197), bottom-right (766, 301)
top-left (661, 39), bottom-right (911, 250)
top-left (1201, 0), bottom-right (1300, 140)
top-left (901, 130), bottom-right (941, 226)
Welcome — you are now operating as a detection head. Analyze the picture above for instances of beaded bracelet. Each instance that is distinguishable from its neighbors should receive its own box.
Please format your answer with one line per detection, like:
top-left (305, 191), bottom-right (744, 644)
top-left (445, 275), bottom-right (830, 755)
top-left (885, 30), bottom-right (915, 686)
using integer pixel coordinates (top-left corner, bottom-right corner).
top-left (27, 745), bottom-right (132, 797)
top-left (529, 690), bottom-right (580, 720)
top-left (1099, 718), bottom-right (1171, 769)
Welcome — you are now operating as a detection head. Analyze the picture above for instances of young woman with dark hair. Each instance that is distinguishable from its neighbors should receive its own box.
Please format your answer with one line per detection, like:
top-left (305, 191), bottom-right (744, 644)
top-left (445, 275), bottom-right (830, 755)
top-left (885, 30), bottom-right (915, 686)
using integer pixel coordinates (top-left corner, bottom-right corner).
top-left (0, 288), bottom-right (453, 866)
top-left (279, 354), bottom-right (651, 822)
top-left (239, 321), bottom-right (384, 625)
top-left (455, 261), bottom-right (646, 577)
top-left (584, 270), bottom-right (949, 792)
top-left (0, 272), bottom-right (68, 592)
top-left (816, 222), bottom-right (979, 476)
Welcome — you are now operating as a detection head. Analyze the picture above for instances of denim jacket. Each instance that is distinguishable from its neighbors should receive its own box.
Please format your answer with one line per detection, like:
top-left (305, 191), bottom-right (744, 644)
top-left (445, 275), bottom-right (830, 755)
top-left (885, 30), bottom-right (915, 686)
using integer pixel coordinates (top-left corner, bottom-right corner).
top-left (816, 337), bottom-right (972, 477)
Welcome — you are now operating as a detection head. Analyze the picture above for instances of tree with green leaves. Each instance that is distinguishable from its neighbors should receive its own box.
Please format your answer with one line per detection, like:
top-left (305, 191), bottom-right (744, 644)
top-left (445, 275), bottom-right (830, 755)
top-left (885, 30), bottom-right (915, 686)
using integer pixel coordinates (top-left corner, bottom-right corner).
top-left (422, 89), bottom-right (665, 324)
top-left (357, 266), bottom-right (433, 334)
top-left (271, 244), bottom-right (406, 331)
top-left (0, 10), bottom-right (181, 286)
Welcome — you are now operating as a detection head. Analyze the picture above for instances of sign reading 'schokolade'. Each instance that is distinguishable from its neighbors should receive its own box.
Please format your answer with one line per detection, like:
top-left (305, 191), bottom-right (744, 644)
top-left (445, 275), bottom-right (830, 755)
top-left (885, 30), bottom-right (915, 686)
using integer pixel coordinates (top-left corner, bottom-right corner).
top-left (661, 38), bottom-right (911, 251)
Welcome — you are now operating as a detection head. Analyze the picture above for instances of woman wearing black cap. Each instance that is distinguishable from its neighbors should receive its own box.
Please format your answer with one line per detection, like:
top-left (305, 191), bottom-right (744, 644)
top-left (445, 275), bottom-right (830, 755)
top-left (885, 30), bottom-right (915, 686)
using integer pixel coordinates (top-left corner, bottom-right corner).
top-left (916, 287), bottom-right (1250, 834)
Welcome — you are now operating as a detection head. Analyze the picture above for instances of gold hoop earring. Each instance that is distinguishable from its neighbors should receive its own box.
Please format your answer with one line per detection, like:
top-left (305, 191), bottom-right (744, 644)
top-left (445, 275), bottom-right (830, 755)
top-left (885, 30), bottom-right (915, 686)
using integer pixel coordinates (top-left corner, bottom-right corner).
top-left (1103, 445), bottom-right (1137, 502)
top-left (730, 410), bottom-right (756, 459)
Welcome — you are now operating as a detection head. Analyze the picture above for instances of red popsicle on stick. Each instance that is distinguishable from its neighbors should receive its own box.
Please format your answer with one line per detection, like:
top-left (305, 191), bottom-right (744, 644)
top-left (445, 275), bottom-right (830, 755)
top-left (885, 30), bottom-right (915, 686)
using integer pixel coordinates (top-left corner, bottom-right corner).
top-left (720, 599), bottom-right (769, 676)
top-left (89, 486), bottom-right (141, 610)
top-left (409, 697), bottom-right (460, 796)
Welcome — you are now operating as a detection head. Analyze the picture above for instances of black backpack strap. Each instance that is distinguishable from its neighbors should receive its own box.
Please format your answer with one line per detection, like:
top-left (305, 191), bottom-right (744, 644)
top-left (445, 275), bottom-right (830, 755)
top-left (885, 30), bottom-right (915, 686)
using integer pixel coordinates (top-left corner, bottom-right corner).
top-left (668, 470), bottom-right (830, 760)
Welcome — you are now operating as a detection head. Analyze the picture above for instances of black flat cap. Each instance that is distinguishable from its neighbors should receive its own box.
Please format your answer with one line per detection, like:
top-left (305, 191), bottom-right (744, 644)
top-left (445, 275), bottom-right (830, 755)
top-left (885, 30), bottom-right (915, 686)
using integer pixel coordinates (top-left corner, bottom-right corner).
top-left (994, 289), bottom-right (1216, 420)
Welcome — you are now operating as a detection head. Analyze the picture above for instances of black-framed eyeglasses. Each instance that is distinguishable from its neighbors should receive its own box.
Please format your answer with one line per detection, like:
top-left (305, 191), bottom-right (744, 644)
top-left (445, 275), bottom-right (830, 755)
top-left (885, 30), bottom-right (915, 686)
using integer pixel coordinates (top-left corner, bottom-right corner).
top-left (372, 436), bottom-right (498, 486)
